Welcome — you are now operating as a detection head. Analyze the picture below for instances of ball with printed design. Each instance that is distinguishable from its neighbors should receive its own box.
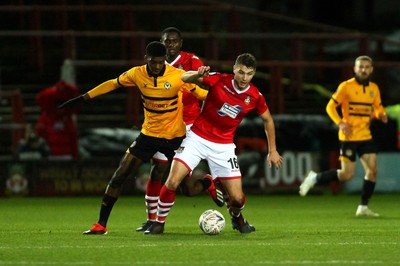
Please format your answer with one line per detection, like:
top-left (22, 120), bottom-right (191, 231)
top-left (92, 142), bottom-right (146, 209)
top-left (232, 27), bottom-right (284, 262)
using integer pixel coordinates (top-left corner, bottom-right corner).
top-left (198, 209), bottom-right (225, 235)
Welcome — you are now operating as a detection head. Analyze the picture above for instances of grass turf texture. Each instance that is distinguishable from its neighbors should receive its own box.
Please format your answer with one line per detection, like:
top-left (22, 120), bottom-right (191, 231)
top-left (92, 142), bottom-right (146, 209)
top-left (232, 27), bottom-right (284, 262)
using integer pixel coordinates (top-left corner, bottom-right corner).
top-left (1, 194), bottom-right (399, 265)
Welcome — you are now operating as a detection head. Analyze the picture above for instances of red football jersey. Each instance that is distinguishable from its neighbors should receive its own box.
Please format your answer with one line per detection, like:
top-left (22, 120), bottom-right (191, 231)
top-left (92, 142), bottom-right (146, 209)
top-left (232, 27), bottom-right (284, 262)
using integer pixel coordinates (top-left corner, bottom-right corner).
top-left (191, 73), bottom-right (268, 144)
top-left (167, 51), bottom-right (204, 125)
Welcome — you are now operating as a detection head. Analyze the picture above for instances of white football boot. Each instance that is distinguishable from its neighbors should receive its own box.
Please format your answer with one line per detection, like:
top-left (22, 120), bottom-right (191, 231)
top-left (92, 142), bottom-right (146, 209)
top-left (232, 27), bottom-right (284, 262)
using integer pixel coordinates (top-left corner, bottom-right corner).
top-left (355, 205), bottom-right (379, 217)
top-left (299, 170), bottom-right (317, 196)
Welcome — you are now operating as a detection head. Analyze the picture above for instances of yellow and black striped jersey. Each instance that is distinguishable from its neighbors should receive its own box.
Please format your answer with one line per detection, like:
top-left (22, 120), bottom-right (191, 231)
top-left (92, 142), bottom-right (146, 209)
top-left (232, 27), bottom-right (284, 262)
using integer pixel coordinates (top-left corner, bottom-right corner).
top-left (86, 64), bottom-right (207, 140)
top-left (326, 77), bottom-right (385, 141)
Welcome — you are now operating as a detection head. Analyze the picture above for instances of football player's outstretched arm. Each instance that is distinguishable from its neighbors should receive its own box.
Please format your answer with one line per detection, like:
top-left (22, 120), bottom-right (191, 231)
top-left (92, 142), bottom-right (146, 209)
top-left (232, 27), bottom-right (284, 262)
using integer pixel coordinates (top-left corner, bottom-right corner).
top-left (183, 84), bottom-right (208, 101)
top-left (58, 80), bottom-right (119, 108)
top-left (181, 66), bottom-right (210, 86)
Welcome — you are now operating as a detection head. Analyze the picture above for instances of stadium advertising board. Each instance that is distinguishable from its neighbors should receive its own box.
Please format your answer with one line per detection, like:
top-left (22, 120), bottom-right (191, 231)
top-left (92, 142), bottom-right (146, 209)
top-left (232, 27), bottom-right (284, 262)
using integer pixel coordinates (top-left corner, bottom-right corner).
top-left (0, 159), bottom-right (129, 196)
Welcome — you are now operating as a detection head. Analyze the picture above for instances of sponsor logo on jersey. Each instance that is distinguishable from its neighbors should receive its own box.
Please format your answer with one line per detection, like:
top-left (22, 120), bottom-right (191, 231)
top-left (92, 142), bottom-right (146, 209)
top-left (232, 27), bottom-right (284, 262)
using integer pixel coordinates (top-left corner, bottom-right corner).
top-left (217, 103), bottom-right (243, 119)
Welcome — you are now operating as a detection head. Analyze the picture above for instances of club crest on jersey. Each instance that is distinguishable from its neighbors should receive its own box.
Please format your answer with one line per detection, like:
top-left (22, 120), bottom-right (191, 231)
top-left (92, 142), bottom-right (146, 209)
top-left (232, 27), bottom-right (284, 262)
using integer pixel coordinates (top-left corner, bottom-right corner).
top-left (244, 96), bottom-right (251, 105)
top-left (217, 103), bottom-right (243, 119)
top-left (369, 91), bottom-right (374, 97)
top-left (164, 82), bottom-right (172, 90)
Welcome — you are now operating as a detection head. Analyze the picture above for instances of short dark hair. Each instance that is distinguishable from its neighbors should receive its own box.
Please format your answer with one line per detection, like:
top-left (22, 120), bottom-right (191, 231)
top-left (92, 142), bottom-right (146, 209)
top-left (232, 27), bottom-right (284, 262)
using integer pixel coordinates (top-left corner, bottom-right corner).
top-left (145, 41), bottom-right (166, 57)
top-left (160, 27), bottom-right (182, 38)
top-left (235, 53), bottom-right (256, 70)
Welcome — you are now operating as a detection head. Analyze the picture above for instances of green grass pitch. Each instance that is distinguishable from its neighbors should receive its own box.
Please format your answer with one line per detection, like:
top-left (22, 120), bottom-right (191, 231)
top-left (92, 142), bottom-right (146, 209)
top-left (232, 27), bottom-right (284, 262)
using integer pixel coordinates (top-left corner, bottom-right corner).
top-left (1, 194), bottom-right (399, 265)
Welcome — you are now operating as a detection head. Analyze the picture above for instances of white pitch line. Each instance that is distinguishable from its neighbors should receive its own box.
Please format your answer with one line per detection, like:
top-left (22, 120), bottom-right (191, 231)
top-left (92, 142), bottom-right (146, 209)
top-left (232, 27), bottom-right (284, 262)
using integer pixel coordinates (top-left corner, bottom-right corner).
top-left (0, 241), bottom-right (398, 250)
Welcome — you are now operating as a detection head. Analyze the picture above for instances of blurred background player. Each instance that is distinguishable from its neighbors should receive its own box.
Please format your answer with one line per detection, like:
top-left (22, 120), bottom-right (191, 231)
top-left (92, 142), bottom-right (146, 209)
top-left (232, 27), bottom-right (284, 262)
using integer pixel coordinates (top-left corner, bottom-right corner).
top-left (299, 55), bottom-right (388, 217)
top-left (135, 27), bottom-right (224, 232)
top-left (145, 53), bottom-right (283, 234)
top-left (162, 26), bottom-right (204, 127)
top-left (384, 104), bottom-right (400, 150)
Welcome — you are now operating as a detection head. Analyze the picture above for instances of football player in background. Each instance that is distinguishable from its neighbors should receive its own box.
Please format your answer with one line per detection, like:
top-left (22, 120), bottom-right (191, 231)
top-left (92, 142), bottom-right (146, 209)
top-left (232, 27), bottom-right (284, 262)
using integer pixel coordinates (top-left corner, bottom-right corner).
top-left (299, 55), bottom-right (388, 217)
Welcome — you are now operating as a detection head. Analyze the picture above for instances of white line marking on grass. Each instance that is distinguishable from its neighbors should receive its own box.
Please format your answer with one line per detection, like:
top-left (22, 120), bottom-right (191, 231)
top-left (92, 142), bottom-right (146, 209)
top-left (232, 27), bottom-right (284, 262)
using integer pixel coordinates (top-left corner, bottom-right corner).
top-left (0, 241), bottom-right (398, 250)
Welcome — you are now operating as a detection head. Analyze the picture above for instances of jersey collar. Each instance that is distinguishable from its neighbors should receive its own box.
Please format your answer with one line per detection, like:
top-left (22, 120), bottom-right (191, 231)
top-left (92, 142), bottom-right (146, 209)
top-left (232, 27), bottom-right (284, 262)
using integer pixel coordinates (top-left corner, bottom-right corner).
top-left (166, 53), bottom-right (182, 66)
top-left (355, 76), bottom-right (370, 86)
top-left (232, 79), bottom-right (250, 94)
top-left (146, 65), bottom-right (166, 78)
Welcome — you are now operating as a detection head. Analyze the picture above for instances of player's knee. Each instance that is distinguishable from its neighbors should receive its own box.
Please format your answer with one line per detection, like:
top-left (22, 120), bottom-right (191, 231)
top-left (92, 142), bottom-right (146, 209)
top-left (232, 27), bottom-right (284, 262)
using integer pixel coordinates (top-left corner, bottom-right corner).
top-left (365, 168), bottom-right (377, 181)
top-left (165, 178), bottom-right (180, 191)
top-left (151, 162), bottom-right (170, 182)
top-left (368, 166), bottom-right (377, 177)
top-left (340, 172), bottom-right (353, 181)
top-left (108, 175), bottom-right (127, 188)
top-left (338, 168), bottom-right (354, 181)
top-left (108, 169), bottom-right (130, 188)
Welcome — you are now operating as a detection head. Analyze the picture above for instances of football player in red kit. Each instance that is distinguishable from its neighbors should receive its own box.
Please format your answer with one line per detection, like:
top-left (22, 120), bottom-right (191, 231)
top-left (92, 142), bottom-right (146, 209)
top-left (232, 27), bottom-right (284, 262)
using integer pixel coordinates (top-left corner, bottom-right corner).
top-left (145, 53), bottom-right (283, 234)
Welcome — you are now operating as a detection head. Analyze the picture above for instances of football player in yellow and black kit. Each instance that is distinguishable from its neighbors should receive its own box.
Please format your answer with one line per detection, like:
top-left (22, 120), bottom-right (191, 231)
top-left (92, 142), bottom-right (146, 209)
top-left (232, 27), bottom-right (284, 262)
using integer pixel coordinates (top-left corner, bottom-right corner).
top-left (299, 55), bottom-right (388, 217)
top-left (135, 27), bottom-right (224, 233)
top-left (59, 41), bottom-right (209, 235)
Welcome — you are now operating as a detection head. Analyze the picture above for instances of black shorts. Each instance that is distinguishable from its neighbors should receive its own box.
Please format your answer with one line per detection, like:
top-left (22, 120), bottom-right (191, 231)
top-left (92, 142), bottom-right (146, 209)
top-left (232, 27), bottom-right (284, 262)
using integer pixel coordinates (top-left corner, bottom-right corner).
top-left (128, 133), bottom-right (185, 162)
top-left (339, 140), bottom-right (377, 162)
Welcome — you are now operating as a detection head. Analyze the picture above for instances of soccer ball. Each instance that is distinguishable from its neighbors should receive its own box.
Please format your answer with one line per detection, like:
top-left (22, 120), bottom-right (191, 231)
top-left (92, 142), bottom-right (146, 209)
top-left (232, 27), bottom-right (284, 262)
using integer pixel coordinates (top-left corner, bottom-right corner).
top-left (198, 209), bottom-right (225, 235)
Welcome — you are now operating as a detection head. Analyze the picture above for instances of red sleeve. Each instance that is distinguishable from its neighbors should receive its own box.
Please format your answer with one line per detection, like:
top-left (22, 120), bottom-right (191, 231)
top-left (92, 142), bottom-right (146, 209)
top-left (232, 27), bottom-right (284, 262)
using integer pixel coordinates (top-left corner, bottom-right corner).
top-left (202, 73), bottom-right (222, 88)
top-left (191, 56), bottom-right (204, 71)
top-left (256, 92), bottom-right (269, 115)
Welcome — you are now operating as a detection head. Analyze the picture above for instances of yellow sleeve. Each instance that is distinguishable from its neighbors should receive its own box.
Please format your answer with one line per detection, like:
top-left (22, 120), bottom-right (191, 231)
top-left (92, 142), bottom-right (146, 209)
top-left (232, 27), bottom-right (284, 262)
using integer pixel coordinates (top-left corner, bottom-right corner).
top-left (86, 79), bottom-right (119, 99)
top-left (374, 106), bottom-right (386, 118)
top-left (184, 84), bottom-right (208, 101)
top-left (372, 86), bottom-right (386, 117)
top-left (326, 82), bottom-right (347, 125)
top-left (326, 98), bottom-right (342, 125)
